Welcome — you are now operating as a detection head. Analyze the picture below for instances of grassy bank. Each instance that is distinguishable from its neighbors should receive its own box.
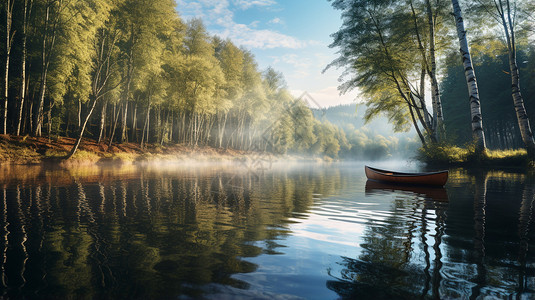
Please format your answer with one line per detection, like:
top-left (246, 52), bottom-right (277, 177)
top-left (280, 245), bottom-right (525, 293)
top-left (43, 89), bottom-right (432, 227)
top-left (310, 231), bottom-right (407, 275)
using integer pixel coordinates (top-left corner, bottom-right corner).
top-left (418, 144), bottom-right (529, 169)
top-left (0, 134), bottom-right (296, 167)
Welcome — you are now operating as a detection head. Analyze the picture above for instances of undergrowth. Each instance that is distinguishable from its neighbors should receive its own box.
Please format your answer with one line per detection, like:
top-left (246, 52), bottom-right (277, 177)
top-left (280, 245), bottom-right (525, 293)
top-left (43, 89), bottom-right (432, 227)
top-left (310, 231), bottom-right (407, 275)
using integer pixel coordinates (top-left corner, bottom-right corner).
top-left (418, 143), bottom-right (529, 168)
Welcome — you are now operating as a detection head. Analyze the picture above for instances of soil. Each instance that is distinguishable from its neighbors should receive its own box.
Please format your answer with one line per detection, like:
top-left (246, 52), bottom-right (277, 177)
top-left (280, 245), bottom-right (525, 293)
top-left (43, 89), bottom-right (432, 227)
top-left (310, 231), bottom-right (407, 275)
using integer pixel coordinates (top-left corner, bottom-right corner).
top-left (0, 134), bottom-right (273, 166)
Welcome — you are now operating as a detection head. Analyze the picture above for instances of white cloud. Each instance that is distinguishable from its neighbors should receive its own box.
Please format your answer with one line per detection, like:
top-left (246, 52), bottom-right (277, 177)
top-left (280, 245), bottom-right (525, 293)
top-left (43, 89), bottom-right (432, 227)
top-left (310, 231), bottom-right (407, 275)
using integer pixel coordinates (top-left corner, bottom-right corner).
top-left (177, 0), bottom-right (307, 50)
top-left (176, 0), bottom-right (234, 26)
top-left (232, 0), bottom-right (276, 10)
top-left (219, 24), bottom-right (306, 49)
top-left (272, 54), bottom-right (311, 69)
top-left (268, 17), bottom-right (284, 25)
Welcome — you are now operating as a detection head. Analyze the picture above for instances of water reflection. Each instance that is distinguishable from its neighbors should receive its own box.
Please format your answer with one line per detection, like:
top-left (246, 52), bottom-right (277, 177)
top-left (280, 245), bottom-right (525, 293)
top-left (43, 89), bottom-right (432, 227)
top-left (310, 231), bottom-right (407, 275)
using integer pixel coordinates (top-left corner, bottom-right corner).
top-left (0, 164), bottom-right (534, 299)
top-left (328, 170), bottom-right (535, 299)
top-left (0, 163), bottom-right (346, 299)
top-left (364, 180), bottom-right (449, 202)
top-left (328, 180), bottom-right (448, 298)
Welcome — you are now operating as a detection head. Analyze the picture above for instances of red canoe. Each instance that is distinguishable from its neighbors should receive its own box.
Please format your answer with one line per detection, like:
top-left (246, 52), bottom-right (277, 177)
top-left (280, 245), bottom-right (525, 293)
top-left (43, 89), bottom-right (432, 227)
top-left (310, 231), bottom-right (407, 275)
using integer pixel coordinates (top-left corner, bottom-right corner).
top-left (365, 166), bottom-right (448, 187)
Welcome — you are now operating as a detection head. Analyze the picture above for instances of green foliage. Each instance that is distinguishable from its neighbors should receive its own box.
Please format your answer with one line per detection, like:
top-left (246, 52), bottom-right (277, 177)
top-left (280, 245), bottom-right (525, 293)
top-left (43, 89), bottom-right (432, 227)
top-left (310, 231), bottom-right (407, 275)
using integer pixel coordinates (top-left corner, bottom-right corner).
top-left (312, 104), bottom-right (419, 160)
top-left (2, 0), bottom-right (424, 161)
top-left (327, 0), bottom-right (453, 139)
top-left (418, 143), bottom-right (529, 166)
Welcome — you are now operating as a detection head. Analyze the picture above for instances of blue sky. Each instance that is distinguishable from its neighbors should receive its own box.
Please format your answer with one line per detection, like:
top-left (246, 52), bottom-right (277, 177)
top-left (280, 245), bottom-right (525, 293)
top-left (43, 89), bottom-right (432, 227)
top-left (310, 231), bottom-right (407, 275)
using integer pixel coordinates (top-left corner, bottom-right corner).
top-left (175, 0), bottom-right (359, 108)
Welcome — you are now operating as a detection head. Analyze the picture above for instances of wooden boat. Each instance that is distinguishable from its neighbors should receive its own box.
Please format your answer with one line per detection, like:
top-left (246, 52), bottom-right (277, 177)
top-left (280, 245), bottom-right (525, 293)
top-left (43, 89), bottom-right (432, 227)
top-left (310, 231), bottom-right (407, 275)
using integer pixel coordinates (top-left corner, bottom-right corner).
top-left (365, 166), bottom-right (448, 187)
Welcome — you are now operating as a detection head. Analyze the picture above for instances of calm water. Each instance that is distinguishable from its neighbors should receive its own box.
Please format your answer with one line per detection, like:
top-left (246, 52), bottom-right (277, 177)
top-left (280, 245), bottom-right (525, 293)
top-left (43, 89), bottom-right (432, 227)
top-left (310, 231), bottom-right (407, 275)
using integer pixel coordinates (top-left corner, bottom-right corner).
top-left (0, 161), bottom-right (534, 299)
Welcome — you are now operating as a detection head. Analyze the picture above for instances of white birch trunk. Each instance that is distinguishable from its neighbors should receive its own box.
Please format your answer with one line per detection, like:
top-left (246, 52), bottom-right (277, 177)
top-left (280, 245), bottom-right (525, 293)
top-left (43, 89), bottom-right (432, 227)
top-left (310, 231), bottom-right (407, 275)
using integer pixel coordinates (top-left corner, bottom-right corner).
top-left (498, 0), bottom-right (535, 156)
top-left (4, 0), bottom-right (14, 135)
top-left (451, 0), bottom-right (486, 152)
top-left (426, 0), bottom-right (444, 141)
top-left (17, 0), bottom-right (32, 136)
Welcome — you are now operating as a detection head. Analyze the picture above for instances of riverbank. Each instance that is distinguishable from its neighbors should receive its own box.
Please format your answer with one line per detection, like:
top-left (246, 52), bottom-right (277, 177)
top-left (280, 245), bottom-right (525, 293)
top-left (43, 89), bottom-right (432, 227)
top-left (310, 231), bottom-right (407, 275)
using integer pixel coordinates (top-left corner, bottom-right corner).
top-left (0, 134), bottom-right (321, 167)
top-left (418, 144), bottom-right (531, 169)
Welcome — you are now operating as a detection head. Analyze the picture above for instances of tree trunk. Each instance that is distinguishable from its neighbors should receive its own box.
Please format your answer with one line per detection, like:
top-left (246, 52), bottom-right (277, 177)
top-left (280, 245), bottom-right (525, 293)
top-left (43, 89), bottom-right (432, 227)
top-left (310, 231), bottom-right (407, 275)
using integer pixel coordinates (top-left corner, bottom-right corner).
top-left (26, 100), bottom-right (33, 135)
top-left (420, 68), bottom-right (432, 129)
top-left (17, 0), bottom-right (33, 136)
top-left (131, 102), bottom-right (137, 142)
top-left (77, 98), bottom-right (82, 129)
top-left (156, 105), bottom-right (161, 143)
top-left (179, 111), bottom-right (186, 143)
top-left (108, 103), bottom-right (122, 147)
top-left (426, 0), bottom-right (444, 141)
top-left (168, 110), bottom-right (174, 143)
top-left (47, 99), bottom-right (53, 138)
top-left (508, 51), bottom-right (535, 155)
top-left (68, 97), bottom-right (98, 158)
top-left (218, 112), bottom-right (228, 148)
top-left (120, 100), bottom-right (128, 143)
top-left (451, 0), bottom-right (486, 153)
top-left (410, 104), bottom-right (427, 146)
top-left (120, 26), bottom-right (135, 144)
top-left (3, 0), bottom-right (15, 135)
top-left (498, 0), bottom-right (535, 157)
top-left (34, 2), bottom-right (59, 137)
top-left (141, 99), bottom-right (150, 148)
top-left (98, 99), bottom-right (107, 143)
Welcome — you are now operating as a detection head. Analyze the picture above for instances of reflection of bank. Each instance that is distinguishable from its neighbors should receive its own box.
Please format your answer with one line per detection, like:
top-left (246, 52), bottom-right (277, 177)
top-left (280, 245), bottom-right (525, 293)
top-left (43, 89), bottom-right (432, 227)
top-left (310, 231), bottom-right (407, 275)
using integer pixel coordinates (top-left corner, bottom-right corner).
top-left (518, 182), bottom-right (535, 294)
top-left (471, 172), bottom-right (535, 298)
top-left (364, 180), bottom-right (449, 202)
top-left (365, 179), bottom-right (448, 298)
top-left (327, 180), bottom-right (449, 298)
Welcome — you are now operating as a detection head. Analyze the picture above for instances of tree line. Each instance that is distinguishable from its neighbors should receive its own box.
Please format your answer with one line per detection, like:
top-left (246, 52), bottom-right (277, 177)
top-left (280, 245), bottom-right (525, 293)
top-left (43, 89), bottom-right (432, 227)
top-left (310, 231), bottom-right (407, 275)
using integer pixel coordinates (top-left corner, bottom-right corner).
top-left (0, 0), bottom-right (352, 159)
top-left (442, 49), bottom-right (535, 149)
top-left (328, 0), bottom-right (535, 158)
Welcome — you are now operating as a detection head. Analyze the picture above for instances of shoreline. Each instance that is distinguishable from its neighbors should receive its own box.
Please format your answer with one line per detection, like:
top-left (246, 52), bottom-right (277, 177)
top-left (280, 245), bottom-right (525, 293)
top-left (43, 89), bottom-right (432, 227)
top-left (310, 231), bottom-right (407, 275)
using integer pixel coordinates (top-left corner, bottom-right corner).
top-left (0, 134), bottom-right (326, 167)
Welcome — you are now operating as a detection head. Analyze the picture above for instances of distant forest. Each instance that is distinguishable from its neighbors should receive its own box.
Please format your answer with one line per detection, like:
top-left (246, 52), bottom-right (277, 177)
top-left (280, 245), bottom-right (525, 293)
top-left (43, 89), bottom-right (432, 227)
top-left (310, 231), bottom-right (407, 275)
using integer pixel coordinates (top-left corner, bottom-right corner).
top-left (0, 0), bottom-right (379, 159)
top-left (314, 104), bottom-right (419, 160)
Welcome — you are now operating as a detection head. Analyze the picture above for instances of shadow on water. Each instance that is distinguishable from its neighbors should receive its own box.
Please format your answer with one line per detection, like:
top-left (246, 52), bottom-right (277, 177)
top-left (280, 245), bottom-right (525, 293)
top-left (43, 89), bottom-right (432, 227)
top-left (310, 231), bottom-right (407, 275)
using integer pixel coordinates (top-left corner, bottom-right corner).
top-left (364, 180), bottom-right (449, 202)
top-left (0, 163), bottom-right (347, 299)
top-left (327, 169), bottom-right (535, 299)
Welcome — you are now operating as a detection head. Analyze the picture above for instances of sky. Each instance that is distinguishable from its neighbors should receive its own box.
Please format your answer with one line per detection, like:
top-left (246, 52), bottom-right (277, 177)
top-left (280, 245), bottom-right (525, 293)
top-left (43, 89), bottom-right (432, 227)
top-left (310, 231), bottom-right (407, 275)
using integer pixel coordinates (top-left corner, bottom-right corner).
top-left (175, 0), bottom-right (360, 108)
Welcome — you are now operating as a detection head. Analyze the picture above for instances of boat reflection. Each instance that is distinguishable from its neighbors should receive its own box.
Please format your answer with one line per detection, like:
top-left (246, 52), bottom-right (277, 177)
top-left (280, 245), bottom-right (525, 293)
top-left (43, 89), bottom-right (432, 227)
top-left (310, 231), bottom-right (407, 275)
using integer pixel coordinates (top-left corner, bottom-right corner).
top-left (364, 180), bottom-right (449, 202)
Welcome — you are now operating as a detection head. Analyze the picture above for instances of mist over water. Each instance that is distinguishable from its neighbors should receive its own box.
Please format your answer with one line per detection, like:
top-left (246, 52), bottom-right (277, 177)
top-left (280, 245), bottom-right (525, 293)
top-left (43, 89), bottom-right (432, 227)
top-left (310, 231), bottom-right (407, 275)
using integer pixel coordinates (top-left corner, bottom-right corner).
top-left (0, 161), bottom-right (533, 299)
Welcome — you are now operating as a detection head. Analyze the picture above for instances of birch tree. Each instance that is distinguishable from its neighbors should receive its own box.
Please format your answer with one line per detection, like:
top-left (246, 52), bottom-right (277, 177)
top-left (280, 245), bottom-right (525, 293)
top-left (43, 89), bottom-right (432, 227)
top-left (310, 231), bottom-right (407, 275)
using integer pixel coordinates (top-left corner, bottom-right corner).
top-left (476, 0), bottom-right (535, 156)
top-left (327, 0), bottom-right (447, 146)
top-left (16, 0), bottom-right (33, 136)
top-left (32, 0), bottom-right (69, 137)
top-left (68, 27), bottom-right (121, 157)
top-left (3, 0), bottom-right (15, 134)
top-left (451, 0), bottom-right (487, 153)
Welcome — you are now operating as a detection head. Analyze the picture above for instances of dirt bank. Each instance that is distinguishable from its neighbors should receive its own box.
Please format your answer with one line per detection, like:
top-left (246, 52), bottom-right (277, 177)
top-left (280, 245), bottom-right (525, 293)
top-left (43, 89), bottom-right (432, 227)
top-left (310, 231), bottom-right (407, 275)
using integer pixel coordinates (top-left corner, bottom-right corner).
top-left (0, 134), bottom-right (288, 167)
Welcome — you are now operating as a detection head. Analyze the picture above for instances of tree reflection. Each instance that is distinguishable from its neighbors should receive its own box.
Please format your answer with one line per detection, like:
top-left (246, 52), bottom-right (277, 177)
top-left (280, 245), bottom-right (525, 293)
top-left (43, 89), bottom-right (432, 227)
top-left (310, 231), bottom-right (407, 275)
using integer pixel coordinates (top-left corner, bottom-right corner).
top-left (331, 171), bottom-right (535, 299)
top-left (0, 165), bottom-right (345, 298)
top-left (517, 182), bottom-right (535, 294)
top-left (329, 182), bottom-right (449, 298)
top-left (471, 172), bottom-right (488, 299)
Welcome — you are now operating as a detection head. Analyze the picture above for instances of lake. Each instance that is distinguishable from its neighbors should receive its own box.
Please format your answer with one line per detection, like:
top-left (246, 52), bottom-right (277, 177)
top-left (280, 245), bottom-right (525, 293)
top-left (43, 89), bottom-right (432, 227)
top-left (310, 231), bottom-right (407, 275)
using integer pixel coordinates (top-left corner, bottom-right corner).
top-left (0, 161), bottom-right (533, 299)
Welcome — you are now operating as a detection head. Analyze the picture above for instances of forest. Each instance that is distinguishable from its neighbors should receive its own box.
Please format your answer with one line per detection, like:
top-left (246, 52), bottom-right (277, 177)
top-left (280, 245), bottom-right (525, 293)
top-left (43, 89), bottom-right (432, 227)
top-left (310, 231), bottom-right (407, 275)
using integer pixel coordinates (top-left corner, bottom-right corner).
top-left (328, 0), bottom-right (535, 158)
top-left (1, 0), bottom-right (534, 162)
top-left (0, 0), bottom-right (356, 159)
top-left (442, 50), bottom-right (535, 149)
top-left (313, 104), bottom-right (419, 160)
